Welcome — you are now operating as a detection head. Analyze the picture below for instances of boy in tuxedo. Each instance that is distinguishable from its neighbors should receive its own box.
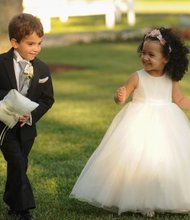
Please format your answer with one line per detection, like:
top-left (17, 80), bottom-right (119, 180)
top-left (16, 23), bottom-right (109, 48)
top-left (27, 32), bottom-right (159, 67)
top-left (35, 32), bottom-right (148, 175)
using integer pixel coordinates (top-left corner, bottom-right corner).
top-left (0, 13), bottom-right (54, 220)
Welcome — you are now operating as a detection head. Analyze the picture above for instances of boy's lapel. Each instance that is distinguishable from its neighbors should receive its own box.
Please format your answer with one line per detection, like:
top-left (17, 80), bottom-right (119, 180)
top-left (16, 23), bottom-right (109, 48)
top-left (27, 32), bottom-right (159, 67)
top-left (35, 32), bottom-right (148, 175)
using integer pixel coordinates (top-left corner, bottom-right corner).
top-left (4, 49), bottom-right (17, 89)
top-left (27, 59), bottom-right (39, 98)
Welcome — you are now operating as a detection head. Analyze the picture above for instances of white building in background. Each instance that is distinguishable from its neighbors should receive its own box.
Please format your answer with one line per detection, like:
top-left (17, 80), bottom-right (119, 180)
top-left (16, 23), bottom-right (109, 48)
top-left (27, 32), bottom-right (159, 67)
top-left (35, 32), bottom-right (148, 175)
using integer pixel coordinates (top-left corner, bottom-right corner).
top-left (23, 0), bottom-right (135, 33)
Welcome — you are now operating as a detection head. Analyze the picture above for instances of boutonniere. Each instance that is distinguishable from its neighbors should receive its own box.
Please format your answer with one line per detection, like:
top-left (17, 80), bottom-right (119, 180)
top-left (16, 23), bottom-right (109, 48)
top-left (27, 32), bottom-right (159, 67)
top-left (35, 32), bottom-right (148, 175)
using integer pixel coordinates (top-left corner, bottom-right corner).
top-left (24, 64), bottom-right (34, 80)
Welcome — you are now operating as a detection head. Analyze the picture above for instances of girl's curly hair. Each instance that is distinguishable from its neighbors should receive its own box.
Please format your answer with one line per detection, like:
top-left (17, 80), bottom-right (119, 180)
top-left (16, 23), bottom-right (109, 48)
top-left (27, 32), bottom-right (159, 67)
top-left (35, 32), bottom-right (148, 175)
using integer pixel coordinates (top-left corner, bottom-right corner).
top-left (137, 27), bottom-right (189, 81)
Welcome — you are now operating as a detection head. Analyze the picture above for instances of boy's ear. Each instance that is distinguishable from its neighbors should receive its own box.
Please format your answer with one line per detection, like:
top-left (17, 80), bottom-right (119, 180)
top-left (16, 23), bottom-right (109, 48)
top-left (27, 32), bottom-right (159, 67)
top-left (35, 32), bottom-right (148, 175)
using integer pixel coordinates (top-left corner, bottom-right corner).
top-left (10, 38), bottom-right (18, 49)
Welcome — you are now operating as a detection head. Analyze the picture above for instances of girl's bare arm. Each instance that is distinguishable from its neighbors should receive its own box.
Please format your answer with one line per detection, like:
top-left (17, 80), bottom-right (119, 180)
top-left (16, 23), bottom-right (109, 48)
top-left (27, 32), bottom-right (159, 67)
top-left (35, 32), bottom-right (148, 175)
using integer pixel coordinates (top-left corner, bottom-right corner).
top-left (172, 81), bottom-right (190, 110)
top-left (114, 73), bottom-right (139, 105)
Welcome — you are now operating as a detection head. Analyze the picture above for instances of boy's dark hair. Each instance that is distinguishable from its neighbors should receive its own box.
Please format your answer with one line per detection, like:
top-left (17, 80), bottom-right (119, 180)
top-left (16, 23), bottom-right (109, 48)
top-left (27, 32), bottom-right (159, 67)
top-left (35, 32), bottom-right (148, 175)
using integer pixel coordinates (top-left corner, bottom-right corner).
top-left (8, 13), bottom-right (44, 43)
top-left (137, 27), bottom-right (189, 81)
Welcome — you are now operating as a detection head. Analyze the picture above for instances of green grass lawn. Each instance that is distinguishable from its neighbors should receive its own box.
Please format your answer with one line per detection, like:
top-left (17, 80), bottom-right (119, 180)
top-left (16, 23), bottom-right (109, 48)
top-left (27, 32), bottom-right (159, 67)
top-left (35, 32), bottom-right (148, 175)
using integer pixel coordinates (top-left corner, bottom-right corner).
top-left (0, 42), bottom-right (190, 219)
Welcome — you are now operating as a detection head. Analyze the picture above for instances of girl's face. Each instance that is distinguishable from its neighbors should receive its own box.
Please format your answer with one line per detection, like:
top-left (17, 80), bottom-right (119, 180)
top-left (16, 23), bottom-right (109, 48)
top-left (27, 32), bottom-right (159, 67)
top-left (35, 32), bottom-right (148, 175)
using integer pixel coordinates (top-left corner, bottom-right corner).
top-left (141, 40), bottom-right (168, 75)
top-left (10, 32), bottom-right (43, 61)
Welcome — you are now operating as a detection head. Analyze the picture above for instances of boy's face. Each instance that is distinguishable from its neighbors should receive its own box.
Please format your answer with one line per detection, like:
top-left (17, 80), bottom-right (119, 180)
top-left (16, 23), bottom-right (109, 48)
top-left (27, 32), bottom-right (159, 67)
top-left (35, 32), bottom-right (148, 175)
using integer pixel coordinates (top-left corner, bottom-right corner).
top-left (10, 32), bottom-right (43, 61)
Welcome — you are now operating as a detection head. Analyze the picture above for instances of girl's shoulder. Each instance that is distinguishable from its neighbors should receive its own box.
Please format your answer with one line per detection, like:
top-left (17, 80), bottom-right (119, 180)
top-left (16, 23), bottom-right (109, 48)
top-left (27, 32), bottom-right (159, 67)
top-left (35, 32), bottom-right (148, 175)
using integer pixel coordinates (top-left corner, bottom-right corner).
top-left (136, 69), bottom-right (148, 77)
top-left (125, 71), bottom-right (139, 88)
top-left (128, 71), bottom-right (138, 79)
top-left (129, 71), bottom-right (140, 79)
top-left (129, 70), bottom-right (142, 82)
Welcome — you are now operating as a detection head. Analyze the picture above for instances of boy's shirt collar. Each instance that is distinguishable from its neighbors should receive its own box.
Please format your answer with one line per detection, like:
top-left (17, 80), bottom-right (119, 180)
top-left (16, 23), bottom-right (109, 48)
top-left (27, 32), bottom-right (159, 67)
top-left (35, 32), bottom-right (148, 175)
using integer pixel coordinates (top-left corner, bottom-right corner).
top-left (13, 49), bottom-right (30, 64)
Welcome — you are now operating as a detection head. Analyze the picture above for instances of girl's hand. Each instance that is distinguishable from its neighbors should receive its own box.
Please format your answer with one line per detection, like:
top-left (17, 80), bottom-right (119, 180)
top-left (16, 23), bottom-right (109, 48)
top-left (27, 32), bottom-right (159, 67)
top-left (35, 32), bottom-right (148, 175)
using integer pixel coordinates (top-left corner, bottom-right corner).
top-left (19, 113), bottom-right (30, 127)
top-left (115, 86), bottom-right (126, 104)
top-left (114, 72), bottom-right (138, 105)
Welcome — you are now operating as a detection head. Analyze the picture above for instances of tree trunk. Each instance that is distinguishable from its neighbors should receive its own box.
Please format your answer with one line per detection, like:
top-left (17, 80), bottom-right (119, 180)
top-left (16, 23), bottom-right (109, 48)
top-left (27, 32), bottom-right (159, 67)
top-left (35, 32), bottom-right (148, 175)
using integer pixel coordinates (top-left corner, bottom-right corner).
top-left (0, 0), bottom-right (23, 52)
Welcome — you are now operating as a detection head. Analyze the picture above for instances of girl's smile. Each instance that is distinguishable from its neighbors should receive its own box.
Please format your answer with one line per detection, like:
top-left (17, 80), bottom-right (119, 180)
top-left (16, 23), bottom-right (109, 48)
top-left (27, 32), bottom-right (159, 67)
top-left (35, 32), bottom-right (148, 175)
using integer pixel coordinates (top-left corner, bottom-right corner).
top-left (141, 40), bottom-right (168, 76)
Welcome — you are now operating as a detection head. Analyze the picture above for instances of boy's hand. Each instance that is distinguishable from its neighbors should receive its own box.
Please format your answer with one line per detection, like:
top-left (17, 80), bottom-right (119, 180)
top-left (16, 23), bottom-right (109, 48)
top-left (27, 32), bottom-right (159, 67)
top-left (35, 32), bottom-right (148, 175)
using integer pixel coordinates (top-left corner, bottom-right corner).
top-left (19, 113), bottom-right (30, 127)
top-left (115, 86), bottom-right (126, 104)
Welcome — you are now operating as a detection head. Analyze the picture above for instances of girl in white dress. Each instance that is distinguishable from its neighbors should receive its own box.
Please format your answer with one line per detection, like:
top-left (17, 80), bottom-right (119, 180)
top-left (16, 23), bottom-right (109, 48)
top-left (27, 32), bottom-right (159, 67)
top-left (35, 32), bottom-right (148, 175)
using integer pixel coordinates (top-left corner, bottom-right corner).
top-left (70, 27), bottom-right (190, 217)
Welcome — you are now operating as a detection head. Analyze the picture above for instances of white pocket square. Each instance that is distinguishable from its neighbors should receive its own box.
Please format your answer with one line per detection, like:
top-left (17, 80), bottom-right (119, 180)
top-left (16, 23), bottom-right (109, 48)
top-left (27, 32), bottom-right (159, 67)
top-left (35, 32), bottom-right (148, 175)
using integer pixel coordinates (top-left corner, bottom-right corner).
top-left (39, 77), bottom-right (49, 83)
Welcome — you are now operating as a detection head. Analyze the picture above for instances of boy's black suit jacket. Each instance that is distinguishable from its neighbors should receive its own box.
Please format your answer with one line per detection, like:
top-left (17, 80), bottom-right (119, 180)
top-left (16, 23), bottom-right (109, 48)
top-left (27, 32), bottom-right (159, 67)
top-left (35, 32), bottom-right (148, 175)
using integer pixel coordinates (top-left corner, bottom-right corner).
top-left (0, 48), bottom-right (54, 141)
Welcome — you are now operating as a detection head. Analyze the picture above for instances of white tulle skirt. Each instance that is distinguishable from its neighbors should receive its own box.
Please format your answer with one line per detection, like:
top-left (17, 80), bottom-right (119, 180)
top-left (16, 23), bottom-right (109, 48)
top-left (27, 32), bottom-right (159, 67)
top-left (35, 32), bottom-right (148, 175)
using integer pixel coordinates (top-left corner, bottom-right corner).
top-left (70, 101), bottom-right (190, 214)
